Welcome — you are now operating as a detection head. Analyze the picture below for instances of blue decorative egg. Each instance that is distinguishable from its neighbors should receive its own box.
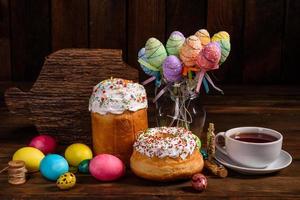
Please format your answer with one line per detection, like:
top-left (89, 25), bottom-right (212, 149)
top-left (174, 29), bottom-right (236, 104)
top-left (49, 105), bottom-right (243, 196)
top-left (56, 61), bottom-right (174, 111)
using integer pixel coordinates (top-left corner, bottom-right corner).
top-left (40, 154), bottom-right (69, 181)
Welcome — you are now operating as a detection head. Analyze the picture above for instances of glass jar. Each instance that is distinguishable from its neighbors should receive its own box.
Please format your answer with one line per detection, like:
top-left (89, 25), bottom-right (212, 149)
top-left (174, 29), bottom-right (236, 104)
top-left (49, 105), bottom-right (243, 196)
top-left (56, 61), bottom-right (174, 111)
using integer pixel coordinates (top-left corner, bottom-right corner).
top-left (155, 80), bottom-right (206, 138)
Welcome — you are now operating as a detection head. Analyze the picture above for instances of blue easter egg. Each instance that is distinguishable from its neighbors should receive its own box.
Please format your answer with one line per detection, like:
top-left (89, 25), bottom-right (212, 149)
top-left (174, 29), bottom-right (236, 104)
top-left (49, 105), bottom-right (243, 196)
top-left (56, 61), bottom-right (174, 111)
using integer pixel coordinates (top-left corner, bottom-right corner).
top-left (40, 154), bottom-right (69, 181)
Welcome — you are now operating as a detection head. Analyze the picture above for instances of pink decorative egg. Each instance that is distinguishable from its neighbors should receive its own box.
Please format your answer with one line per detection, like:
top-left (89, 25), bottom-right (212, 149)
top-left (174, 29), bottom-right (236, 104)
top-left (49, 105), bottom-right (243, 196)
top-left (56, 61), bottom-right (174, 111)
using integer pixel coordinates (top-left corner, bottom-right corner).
top-left (89, 154), bottom-right (125, 181)
top-left (29, 135), bottom-right (57, 154)
top-left (196, 42), bottom-right (221, 70)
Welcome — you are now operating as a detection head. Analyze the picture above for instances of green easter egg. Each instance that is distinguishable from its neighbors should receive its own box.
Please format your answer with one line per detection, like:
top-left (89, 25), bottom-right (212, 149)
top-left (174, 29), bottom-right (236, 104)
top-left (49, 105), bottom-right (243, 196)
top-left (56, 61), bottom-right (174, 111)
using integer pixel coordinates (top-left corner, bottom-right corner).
top-left (166, 31), bottom-right (185, 56)
top-left (78, 159), bottom-right (90, 173)
top-left (69, 166), bottom-right (78, 173)
top-left (145, 37), bottom-right (167, 69)
top-left (219, 39), bottom-right (231, 64)
top-left (192, 134), bottom-right (202, 149)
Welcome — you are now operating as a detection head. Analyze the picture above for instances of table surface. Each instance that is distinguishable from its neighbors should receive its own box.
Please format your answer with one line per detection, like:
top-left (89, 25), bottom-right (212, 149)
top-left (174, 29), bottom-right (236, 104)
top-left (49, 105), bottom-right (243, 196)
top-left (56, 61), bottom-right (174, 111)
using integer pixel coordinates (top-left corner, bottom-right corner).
top-left (0, 85), bottom-right (300, 199)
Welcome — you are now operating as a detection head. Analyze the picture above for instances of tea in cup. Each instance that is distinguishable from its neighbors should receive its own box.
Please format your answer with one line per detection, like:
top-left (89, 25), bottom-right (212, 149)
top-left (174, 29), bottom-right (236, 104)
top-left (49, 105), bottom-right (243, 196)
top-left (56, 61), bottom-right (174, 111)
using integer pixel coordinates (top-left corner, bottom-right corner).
top-left (215, 127), bottom-right (282, 168)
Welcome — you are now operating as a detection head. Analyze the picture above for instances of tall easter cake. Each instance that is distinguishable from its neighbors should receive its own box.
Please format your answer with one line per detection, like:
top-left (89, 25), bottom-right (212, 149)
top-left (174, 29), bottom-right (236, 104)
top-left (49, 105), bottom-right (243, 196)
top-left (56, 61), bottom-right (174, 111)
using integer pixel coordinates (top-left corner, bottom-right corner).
top-left (89, 78), bottom-right (148, 164)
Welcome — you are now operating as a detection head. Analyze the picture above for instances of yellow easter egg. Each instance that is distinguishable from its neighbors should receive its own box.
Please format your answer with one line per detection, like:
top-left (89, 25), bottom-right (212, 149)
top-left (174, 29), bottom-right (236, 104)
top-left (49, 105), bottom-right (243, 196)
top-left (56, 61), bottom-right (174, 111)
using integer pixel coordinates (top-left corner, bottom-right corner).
top-left (195, 29), bottom-right (210, 46)
top-left (211, 31), bottom-right (230, 42)
top-left (13, 147), bottom-right (45, 172)
top-left (179, 35), bottom-right (202, 66)
top-left (56, 172), bottom-right (76, 190)
top-left (65, 143), bottom-right (93, 167)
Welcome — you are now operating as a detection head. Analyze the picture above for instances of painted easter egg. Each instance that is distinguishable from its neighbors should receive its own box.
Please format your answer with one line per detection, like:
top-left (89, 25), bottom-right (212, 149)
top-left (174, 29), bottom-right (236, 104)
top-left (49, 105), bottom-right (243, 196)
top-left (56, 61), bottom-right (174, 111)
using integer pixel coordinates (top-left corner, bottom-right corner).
top-left (78, 159), bottom-right (90, 174)
top-left (29, 134), bottom-right (57, 154)
top-left (40, 154), bottom-right (69, 181)
top-left (13, 147), bottom-right (45, 172)
top-left (166, 31), bottom-right (185, 56)
top-left (192, 134), bottom-right (201, 149)
top-left (211, 31), bottom-right (230, 42)
top-left (195, 29), bottom-right (210, 46)
top-left (89, 154), bottom-right (125, 181)
top-left (145, 37), bottom-right (167, 69)
top-left (56, 172), bottom-right (76, 190)
top-left (162, 55), bottom-right (182, 82)
top-left (218, 39), bottom-right (231, 65)
top-left (191, 173), bottom-right (207, 192)
top-left (179, 35), bottom-right (202, 66)
top-left (138, 48), bottom-right (160, 77)
top-left (197, 42), bottom-right (221, 70)
top-left (65, 143), bottom-right (93, 167)
top-left (200, 149), bottom-right (208, 160)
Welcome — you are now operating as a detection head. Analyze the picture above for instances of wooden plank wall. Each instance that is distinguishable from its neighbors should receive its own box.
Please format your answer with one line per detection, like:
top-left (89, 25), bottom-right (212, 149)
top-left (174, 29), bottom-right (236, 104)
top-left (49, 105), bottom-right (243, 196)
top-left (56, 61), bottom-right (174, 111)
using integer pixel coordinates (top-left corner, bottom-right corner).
top-left (0, 0), bottom-right (299, 84)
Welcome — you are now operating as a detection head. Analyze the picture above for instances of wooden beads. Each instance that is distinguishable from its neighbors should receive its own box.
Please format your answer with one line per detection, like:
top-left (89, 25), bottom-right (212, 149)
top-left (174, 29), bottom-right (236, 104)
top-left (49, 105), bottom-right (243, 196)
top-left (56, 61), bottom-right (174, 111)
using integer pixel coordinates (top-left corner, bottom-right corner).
top-left (8, 160), bottom-right (27, 185)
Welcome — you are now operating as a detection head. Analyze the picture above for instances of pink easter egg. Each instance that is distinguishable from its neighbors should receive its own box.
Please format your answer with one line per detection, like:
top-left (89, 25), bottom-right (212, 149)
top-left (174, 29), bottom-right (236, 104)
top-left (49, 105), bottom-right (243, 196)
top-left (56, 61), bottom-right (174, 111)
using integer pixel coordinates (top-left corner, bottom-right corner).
top-left (89, 154), bottom-right (125, 181)
top-left (196, 42), bottom-right (221, 70)
top-left (29, 135), bottom-right (57, 154)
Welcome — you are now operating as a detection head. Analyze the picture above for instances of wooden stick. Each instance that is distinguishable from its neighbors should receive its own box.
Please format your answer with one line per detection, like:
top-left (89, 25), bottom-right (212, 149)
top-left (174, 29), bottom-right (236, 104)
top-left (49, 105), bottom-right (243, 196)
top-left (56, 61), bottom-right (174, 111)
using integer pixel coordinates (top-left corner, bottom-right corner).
top-left (204, 159), bottom-right (228, 178)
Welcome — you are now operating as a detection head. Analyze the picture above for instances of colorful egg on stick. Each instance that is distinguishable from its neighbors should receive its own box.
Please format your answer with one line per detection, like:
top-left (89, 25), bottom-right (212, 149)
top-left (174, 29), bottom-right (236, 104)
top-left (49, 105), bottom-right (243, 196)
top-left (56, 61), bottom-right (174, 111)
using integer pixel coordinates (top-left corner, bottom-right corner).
top-left (138, 48), bottom-right (160, 77)
top-left (162, 55), bottom-right (183, 82)
top-left (211, 31), bottom-right (230, 42)
top-left (145, 37), bottom-right (167, 69)
top-left (195, 29), bottom-right (210, 46)
top-left (195, 42), bottom-right (221, 92)
top-left (166, 31), bottom-right (185, 56)
top-left (179, 35), bottom-right (202, 66)
top-left (197, 42), bottom-right (221, 70)
top-left (29, 134), bottom-right (57, 154)
top-left (13, 147), bottom-right (45, 172)
top-left (218, 39), bottom-right (231, 65)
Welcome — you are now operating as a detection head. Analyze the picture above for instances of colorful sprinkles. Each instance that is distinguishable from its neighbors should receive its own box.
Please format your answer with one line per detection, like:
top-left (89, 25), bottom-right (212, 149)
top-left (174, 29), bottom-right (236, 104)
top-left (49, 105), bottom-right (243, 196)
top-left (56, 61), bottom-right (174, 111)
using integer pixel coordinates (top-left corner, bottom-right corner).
top-left (89, 78), bottom-right (148, 115)
top-left (133, 127), bottom-right (197, 160)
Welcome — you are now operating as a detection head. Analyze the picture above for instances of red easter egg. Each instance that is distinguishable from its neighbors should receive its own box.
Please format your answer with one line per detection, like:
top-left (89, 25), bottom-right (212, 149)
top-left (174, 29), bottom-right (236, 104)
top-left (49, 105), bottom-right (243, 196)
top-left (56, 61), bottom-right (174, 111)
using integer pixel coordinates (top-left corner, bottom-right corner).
top-left (29, 135), bottom-right (57, 154)
top-left (89, 154), bottom-right (125, 181)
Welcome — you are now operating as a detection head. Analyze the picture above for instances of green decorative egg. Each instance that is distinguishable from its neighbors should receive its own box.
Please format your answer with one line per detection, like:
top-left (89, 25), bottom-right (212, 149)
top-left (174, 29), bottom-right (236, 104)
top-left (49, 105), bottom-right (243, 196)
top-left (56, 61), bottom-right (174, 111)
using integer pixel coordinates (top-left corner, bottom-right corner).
top-left (69, 166), bottom-right (78, 173)
top-left (145, 37), bottom-right (167, 69)
top-left (192, 134), bottom-right (202, 149)
top-left (78, 159), bottom-right (90, 174)
top-left (218, 39), bottom-right (231, 64)
top-left (166, 31), bottom-right (185, 56)
top-left (56, 172), bottom-right (76, 190)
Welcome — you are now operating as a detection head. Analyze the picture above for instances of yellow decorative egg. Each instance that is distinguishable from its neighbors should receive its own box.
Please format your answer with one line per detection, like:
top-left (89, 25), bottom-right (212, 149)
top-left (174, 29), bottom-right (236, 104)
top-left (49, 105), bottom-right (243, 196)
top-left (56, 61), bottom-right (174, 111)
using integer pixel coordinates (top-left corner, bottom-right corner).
top-left (195, 29), bottom-right (210, 46)
top-left (13, 147), bottom-right (45, 172)
top-left (56, 172), bottom-right (76, 190)
top-left (65, 143), bottom-right (93, 167)
top-left (211, 31), bottom-right (230, 42)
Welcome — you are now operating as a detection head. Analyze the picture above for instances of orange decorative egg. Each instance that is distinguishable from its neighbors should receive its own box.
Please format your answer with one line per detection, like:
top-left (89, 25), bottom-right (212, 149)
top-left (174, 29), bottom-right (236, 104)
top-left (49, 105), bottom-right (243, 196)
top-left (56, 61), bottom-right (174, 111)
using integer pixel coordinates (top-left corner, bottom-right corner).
top-left (179, 35), bottom-right (202, 66)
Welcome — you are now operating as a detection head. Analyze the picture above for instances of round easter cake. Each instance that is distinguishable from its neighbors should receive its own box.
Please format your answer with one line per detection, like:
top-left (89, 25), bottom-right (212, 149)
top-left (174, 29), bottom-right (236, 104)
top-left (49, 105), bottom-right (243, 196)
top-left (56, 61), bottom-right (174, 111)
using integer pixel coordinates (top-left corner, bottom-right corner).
top-left (130, 127), bottom-right (203, 181)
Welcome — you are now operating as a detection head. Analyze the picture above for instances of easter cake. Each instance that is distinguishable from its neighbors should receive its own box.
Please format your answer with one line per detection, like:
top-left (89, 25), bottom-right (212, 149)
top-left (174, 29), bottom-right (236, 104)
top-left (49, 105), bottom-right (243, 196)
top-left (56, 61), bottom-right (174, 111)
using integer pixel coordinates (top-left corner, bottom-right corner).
top-left (130, 127), bottom-right (203, 181)
top-left (89, 78), bottom-right (148, 164)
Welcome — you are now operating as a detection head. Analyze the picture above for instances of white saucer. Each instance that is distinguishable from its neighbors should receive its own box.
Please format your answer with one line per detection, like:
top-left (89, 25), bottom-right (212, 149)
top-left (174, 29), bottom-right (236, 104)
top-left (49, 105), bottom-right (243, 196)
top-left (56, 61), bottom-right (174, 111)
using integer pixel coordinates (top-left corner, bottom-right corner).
top-left (215, 150), bottom-right (292, 175)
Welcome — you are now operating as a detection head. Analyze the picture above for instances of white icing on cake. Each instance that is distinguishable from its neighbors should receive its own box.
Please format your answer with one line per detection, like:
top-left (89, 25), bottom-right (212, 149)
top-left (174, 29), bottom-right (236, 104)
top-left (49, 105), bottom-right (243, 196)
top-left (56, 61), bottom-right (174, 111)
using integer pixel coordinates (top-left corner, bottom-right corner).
top-left (89, 78), bottom-right (148, 115)
top-left (133, 127), bottom-right (197, 160)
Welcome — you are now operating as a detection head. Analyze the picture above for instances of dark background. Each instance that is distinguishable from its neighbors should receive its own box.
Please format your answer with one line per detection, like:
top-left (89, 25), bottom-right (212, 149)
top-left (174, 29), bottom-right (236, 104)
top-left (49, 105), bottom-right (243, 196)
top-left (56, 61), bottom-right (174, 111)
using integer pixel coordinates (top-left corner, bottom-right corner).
top-left (0, 0), bottom-right (300, 86)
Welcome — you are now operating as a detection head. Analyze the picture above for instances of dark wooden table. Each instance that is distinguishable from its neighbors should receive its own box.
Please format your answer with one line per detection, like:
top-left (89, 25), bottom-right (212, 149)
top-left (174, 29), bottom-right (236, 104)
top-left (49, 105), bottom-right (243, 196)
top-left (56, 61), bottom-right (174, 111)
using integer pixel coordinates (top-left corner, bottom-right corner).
top-left (0, 85), bottom-right (300, 199)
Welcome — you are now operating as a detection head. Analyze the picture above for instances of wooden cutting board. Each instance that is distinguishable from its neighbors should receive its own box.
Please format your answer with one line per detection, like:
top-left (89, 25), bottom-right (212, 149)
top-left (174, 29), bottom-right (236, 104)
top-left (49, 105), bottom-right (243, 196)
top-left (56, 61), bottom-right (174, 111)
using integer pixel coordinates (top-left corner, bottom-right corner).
top-left (5, 49), bottom-right (139, 144)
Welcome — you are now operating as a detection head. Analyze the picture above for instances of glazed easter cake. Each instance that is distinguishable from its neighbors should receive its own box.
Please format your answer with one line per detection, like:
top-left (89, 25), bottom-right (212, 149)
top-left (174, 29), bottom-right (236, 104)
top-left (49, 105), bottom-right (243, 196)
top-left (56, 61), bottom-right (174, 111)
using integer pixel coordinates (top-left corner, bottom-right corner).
top-left (130, 127), bottom-right (203, 181)
top-left (89, 78), bottom-right (148, 164)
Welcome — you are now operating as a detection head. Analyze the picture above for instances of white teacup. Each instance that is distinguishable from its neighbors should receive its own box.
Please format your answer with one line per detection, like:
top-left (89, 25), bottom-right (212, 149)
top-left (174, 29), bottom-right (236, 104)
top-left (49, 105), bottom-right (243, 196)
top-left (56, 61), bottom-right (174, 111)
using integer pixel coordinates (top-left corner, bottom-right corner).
top-left (215, 127), bottom-right (283, 168)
